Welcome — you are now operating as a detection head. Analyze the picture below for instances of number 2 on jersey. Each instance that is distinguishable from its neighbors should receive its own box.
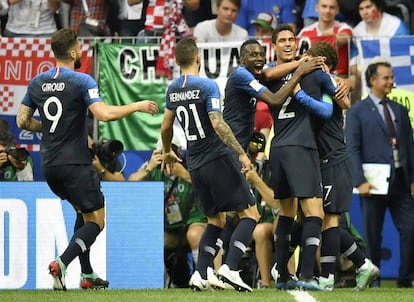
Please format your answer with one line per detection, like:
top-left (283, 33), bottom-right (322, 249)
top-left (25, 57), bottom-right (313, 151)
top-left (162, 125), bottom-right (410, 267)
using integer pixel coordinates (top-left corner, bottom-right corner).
top-left (278, 96), bottom-right (295, 119)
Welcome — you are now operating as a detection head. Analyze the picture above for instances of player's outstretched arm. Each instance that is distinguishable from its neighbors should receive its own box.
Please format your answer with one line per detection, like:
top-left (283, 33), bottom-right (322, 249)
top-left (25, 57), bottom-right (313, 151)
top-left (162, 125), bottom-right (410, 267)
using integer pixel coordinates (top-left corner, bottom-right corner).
top-left (89, 100), bottom-right (159, 122)
top-left (260, 57), bottom-right (324, 107)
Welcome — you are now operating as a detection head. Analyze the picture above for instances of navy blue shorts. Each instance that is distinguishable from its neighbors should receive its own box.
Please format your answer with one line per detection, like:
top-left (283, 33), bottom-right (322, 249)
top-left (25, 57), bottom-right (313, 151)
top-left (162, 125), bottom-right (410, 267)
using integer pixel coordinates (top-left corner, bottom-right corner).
top-left (190, 153), bottom-right (255, 217)
top-left (269, 146), bottom-right (322, 199)
top-left (321, 158), bottom-right (353, 214)
top-left (43, 164), bottom-right (105, 213)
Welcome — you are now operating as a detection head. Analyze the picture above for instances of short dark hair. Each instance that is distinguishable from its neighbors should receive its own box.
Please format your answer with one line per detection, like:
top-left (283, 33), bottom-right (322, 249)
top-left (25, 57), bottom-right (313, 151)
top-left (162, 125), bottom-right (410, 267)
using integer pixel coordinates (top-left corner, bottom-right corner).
top-left (365, 61), bottom-right (392, 87)
top-left (306, 41), bottom-right (338, 71)
top-left (272, 24), bottom-right (296, 44)
top-left (174, 38), bottom-right (199, 68)
top-left (217, 0), bottom-right (241, 10)
top-left (51, 28), bottom-right (78, 60)
top-left (240, 39), bottom-right (261, 57)
top-left (359, 0), bottom-right (384, 12)
top-left (0, 130), bottom-right (15, 146)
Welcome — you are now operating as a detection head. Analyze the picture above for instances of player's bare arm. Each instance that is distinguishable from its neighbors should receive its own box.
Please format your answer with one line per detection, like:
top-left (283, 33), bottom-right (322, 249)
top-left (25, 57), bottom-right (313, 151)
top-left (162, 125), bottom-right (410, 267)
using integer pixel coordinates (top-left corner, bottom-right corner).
top-left (260, 57), bottom-right (324, 107)
top-left (333, 77), bottom-right (351, 109)
top-left (160, 109), bottom-right (182, 173)
top-left (89, 100), bottom-right (158, 122)
top-left (16, 104), bottom-right (42, 132)
top-left (209, 111), bottom-right (252, 172)
top-left (209, 111), bottom-right (245, 156)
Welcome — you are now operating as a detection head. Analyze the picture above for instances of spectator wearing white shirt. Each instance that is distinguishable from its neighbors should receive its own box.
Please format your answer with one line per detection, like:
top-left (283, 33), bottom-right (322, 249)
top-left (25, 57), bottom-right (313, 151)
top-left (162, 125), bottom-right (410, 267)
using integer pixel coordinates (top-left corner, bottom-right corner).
top-left (353, 0), bottom-right (409, 38)
top-left (193, 0), bottom-right (247, 42)
top-left (3, 0), bottom-right (60, 37)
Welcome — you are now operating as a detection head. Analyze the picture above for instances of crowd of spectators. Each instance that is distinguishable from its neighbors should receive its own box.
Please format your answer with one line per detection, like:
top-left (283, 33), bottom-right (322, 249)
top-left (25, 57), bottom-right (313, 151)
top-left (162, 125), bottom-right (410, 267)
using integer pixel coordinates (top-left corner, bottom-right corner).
top-left (0, 0), bottom-right (411, 40)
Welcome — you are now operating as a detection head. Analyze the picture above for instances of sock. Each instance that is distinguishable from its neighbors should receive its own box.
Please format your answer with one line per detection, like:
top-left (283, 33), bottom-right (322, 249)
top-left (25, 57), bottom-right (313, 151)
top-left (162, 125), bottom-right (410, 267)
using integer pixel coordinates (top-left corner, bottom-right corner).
top-left (81, 272), bottom-right (98, 280)
top-left (217, 216), bottom-right (235, 263)
top-left (60, 222), bottom-right (101, 268)
top-left (339, 227), bottom-right (365, 268)
top-left (191, 248), bottom-right (199, 267)
top-left (320, 227), bottom-right (339, 278)
top-left (197, 224), bottom-right (222, 279)
top-left (74, 213), bottom-right (93, 274)
top-left (299, 216), bottom-right (322, 280)
top-left (225, 218), bottom-right (257, 270)
top-left (288, 220), bottom-right (303, 260)
top-left (273, 216), bottom-right (294, 281)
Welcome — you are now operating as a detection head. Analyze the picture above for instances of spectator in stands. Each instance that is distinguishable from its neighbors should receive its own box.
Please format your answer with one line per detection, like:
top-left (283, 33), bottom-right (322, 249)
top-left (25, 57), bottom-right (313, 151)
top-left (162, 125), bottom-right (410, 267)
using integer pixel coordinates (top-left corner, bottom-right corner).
top-left (298, 0), bottom-right (353, 78)
top-left (117, 0), bottom-right (148, 41)
top-left (193, 0), bottom-right (247, 42)
top-left (251, 12), bottom-right (278, 40)
top-left (236, 0), bottom-right (297, 35)
top-left (63, 0), bottom-right (114, 37)
top-left (0, 129), bottom-right (34, 181)
top-left (299, 0), bottom-right (360, 31)
top-left (137, 0), bottom-right (196, 43)
top-left (3, 0), bottom-right (60, 37)
top-left (353, 0), bottom-right (409, 38)
top-left (349, 0), bottom-right (409, 104)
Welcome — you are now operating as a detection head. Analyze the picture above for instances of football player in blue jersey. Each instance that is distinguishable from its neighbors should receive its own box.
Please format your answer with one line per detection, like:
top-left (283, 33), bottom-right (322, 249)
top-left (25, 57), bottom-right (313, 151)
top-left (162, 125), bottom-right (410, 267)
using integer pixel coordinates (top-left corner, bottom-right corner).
top-left (298, 42), bottom-right (379, 291)
top-left (223, 39), bottom-right (325, 150)
top-left (16, 28), bottom-right (159, 290)
top-left (262, 24), bottom-right (333, 291)
top-left (161, 37), bottom-right (260, 292)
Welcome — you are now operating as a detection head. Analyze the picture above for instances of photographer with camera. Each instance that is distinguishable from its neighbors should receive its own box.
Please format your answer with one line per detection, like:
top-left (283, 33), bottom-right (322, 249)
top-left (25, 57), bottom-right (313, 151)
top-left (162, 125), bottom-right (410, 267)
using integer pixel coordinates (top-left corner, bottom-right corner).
top-left (0, 129), bottom-right (33, 181)
top-left (88, 136), bottom-right (125, 181)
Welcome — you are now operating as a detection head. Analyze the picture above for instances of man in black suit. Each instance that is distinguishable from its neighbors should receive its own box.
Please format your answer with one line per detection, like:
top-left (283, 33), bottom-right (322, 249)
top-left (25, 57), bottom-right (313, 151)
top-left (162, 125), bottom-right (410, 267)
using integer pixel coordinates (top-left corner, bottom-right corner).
top-left (345, 60), bottom-right (414, 288)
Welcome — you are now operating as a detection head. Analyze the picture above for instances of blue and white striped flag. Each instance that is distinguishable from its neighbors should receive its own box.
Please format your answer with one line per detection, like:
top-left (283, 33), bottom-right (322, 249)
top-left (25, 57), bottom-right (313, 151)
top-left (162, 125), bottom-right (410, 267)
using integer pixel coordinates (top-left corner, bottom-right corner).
top-left (356, 36), bottom-right (414, 127)
top-left (357, 36), bottom-right (414, 94)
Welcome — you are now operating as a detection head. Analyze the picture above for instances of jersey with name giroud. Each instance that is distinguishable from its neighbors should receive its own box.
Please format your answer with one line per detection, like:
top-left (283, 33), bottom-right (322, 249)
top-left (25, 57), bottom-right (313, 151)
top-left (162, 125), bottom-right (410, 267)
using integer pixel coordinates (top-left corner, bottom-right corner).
top-left (22, 67), bottom-right (101, 167)
top-left (223, 66), bottom-right (267, 150)
top-left (166, 74), bottom-right (230, 171)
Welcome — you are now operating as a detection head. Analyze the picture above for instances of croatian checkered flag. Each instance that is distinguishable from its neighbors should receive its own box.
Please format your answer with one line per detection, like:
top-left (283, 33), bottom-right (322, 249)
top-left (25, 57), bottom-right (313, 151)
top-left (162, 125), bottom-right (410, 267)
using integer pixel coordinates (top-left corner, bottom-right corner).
top-left (155, 0), bottom-right (192, 79)
top-left (356, 36), bottom-right (414, 96)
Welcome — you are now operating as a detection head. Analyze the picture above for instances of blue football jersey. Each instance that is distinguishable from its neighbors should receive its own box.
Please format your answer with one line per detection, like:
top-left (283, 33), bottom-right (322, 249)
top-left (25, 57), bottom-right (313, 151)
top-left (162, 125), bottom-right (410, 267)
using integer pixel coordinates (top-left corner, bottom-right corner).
top-left (22, 67), bottom-right (102, 167)
top-left (223, 66), bottom-right (266, 149)
top-left (166, 75), bottom-right (230, 171)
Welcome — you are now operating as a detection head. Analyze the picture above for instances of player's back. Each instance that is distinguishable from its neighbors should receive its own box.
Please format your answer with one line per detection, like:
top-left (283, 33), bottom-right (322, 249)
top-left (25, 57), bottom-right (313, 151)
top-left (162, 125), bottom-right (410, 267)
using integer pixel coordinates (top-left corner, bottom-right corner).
top-left (24, 67), bottom-right (97, 167)
top-left (166, 75), bottom-right (230, 171)
top-left (315, 74), bottom-right (349, 163)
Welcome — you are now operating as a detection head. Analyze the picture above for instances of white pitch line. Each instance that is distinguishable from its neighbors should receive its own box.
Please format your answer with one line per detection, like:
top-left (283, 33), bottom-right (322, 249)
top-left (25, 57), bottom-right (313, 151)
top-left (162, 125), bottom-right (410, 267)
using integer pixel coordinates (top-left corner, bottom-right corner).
top-left (288, 290), bottom-right (318, 302)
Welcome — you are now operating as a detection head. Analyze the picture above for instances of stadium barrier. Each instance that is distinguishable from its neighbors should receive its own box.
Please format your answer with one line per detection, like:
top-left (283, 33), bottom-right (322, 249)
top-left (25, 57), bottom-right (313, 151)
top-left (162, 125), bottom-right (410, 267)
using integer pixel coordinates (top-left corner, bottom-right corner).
top-left (0, 181), bottom-right (164, 289)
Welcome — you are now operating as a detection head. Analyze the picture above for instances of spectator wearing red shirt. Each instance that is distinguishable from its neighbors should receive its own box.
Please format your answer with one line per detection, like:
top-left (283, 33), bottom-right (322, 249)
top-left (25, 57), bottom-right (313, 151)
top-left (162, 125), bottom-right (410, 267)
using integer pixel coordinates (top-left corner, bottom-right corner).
top-left (297, 0), bottom-right (353, 78)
